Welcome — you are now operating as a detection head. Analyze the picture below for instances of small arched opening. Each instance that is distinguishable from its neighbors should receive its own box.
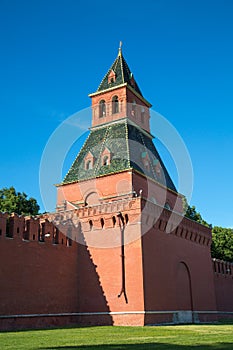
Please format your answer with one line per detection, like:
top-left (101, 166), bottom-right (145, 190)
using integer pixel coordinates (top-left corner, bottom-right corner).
top-left (112, 95), bottom-right (119, 114)
top-left (89, 220), bottom-right (93, 230)
top-left (100, 218), bottom-right (105, 229)
top-left (99, 100), bottom-right (106, 118)
top-left (112, 216), bottom-right (116, 227)
top-left (103, 155), bottom-right (109, 166)
top-left (86, 160), bottom-right (92, 170)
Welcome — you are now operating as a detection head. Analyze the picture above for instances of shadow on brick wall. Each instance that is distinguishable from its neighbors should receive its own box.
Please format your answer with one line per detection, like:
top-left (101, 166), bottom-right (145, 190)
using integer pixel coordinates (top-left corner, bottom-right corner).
top-left (74, 222), bottom-right (113, 326)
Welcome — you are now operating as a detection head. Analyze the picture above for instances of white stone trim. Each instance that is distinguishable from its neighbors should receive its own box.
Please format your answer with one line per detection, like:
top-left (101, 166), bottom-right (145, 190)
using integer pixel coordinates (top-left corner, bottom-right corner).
top-left (1, 310), bottom-right (232, 319)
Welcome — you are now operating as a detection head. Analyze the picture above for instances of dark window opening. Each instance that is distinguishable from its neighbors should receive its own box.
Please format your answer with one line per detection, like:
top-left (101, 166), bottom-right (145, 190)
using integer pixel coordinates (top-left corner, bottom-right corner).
top-left (100, 218), bottom-right (104, 228)
top-left (89, 220), bottom-right (93, 230)
top-left (112, 216), bottom-right (116, 227)
top-left (159, 220), bottom-right (163, 230)
top-left (103, 156), bottom-right (109, 166)
top-left (99, 100), bottom-right (106, 118)
top-left (66, 237), bottom-right (72, 247)
top-left (33, 234), bottom-right (35, 240)
top-left (112, 96), bottom-right (119, 114)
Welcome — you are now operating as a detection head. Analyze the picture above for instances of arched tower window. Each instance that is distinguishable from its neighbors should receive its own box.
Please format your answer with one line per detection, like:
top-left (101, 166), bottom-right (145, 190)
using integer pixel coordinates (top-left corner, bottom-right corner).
top-left (112, 95), bottom-right (119, 114)
top-left (99, 100), bottom-right (106, 118)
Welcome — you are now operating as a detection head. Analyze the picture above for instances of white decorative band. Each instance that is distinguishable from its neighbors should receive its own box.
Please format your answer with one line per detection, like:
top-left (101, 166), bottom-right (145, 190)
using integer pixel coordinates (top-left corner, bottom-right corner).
top-left (0, 310), bottom-right (233, 319)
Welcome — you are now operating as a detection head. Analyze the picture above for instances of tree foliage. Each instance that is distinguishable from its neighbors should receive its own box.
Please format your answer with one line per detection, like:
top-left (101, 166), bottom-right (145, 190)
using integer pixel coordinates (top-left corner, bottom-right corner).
top-left (183, 197), bottom-right (209, 227)
top-left (211, 226), bottom-right (233, 263)
top-left (0, 186), bottom-right (40, 216)
top-left (183, 198), bottom-right (233, 262)
top-left (185, 205), bottom-right (209, 227)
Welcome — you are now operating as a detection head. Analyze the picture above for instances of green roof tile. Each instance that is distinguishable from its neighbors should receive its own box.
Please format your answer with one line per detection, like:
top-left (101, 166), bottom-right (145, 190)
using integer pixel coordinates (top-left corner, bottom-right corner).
top-left (62, 121), bottom-right (177, 192)
top-left (96, 50), bottom-right (143, 97)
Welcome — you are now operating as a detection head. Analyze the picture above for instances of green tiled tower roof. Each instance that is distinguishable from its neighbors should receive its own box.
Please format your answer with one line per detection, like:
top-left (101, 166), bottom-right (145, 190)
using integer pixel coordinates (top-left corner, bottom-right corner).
top-left (96, 47), bottom-right (143, 97)
top-left (62, 121), bottom-right (177, 192)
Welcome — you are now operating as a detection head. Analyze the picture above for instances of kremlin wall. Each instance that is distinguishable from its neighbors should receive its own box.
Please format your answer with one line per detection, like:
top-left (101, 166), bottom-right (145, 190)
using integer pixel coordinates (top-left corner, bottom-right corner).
top-left (0, 46), bottom-right (232, 330)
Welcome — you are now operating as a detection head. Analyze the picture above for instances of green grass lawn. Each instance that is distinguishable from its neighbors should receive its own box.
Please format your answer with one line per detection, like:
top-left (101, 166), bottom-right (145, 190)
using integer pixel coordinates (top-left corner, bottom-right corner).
top-left (0, 324), bottom-right (233, 350)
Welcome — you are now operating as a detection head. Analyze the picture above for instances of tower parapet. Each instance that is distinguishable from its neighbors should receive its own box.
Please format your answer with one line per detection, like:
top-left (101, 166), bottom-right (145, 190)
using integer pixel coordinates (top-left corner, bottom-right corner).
top-left (213, 258), bottom-right (233, 276)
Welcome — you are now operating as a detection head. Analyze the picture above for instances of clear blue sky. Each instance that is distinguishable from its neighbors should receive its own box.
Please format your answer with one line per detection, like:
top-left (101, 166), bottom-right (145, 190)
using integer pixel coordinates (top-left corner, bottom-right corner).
top-left (0, 0), bottom-right (232, 227)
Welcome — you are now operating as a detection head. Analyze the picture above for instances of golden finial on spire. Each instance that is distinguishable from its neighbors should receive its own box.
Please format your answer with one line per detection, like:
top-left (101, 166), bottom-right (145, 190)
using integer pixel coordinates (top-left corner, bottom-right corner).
top-left (118, 41), bottom-right (122, 56)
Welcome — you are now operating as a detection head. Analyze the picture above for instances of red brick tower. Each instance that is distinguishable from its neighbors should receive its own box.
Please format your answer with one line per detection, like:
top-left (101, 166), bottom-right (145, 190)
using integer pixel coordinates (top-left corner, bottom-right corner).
top-left (55, 45), bottom-right (217, 325)
top-left (0, 46), bottom-right (231, 331)
top-left (57, 44), bottom-right (182, 213)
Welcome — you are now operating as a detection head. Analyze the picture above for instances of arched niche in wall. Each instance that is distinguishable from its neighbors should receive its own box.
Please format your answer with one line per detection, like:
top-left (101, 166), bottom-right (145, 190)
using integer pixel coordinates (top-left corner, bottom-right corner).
top-left (176, 262), bottom-right (193, 314)
top-left (84, 191), bottom-right (100, 206)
